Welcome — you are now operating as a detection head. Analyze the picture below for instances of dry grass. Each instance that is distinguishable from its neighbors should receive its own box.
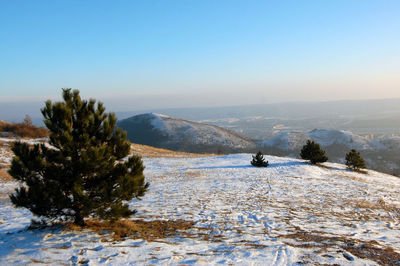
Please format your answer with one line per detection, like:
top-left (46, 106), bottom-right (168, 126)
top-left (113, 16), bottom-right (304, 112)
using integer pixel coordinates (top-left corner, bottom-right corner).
top-left (0, 169), bottom-right (13, 201)
top-left (336, 173), bottom-right (365, 183)
top-left (318, 164), bottom-right (368, 175)
top-left (0, 122), bottom-right (48, 138)
top-left (316, 164), bottom-right (333, 169)
top-left (30, 259), bottom-right (47, 264)
top-left (354, 169), bottom-right (368, 174)
top-left (66, 218), bottom-right (196, 241)
top-left (0, 141), bottom-right (9, 148)
top-left (346, 198), bottom-right (399, 213)
top-left (182, 170), bottom-right (202, 179)
top-left (131, 143), bottom-right (220, 158)
top-left (0, 140), bottom-right (12, 169)
top-left (0, 169), bottom-right (13, 182)
top-left (279, 229), bottom-right (400, 265)
top-left (0, 161), bottom-right (9, 170)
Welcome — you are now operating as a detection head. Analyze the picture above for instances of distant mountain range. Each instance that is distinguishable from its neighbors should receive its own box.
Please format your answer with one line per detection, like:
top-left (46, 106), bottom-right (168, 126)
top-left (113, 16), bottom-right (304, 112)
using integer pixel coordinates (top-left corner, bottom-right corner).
top-left (4, 98), bottom-right (400, 139)
top-left (115, 98), bottom-right (400, 139)
top-left (260, 129), bottom-right (400, 175)
top-left (117, 113), bottom-right (256, 153)
top-left (261, 129), bottom-right (379, 151)
top-left (118, 113), bottom-right (400, 176)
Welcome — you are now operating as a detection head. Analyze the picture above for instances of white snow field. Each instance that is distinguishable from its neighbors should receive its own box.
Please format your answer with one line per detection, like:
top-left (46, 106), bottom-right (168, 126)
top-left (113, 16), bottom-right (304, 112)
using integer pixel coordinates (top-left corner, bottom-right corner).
top-left (1, 143), bottom-right (400, 264)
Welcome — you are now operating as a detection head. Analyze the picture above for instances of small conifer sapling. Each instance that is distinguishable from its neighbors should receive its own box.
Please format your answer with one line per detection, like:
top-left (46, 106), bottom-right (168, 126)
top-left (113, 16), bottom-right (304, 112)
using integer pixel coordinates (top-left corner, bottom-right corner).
top-left (300, 140), bottom-right (328, 164)
top-left (251, 151), bottom-right (269, 167)
top-left (345, 149), bottom-right (366, 170)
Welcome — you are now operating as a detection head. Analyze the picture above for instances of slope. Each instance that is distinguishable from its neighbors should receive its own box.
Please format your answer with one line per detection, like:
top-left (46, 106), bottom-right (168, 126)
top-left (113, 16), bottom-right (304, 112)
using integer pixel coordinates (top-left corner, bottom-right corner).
top-left (0, 142), bottom-right (399, 264)
top-left (118, 113), bottom-right (257, 153)
top-left (261, 129), bottom-right (400, 175)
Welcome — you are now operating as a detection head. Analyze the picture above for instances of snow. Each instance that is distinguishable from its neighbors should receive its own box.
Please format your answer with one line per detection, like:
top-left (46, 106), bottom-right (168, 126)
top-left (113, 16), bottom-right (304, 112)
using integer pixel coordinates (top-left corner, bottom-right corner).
top-left (1, 151), bottom-right (400, 264)
top-left (380, 136), bottom-right (400, 150)
top-left (262, 129), bottom-right (388, 151)
top-left (148, 113), bottom-right (170, 131)
top-left (0, 137), bottom-right (48, 168)
top-left (262, 132), bottom-right (311, 150)
top-left (306, 129), bottom-right (377, 150)
top-left (144, 113), bottom-right (255, 149)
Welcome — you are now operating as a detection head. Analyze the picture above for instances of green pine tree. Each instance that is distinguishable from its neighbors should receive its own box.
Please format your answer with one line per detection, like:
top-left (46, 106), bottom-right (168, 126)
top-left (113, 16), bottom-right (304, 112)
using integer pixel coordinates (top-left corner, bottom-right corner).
top-left (251, 151), bottom-right (269, 167)
top-left (345, 149), bottom-right (366, 170)
top-left (300, 140), bottom-right (328, 164)
top-left (9, 89), bottom-right (149, 225)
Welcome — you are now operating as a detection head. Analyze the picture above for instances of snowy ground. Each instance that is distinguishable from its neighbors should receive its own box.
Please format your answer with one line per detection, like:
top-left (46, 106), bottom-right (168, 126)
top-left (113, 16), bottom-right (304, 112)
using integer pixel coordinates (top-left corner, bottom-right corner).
top-left (0, 140), bottom-right (400, 264)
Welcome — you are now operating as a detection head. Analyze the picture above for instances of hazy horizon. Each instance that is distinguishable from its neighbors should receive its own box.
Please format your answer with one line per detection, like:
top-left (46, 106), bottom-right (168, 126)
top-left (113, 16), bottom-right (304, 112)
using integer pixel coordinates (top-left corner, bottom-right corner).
top-left (2, 96), bottom-right (400, 125)
top-left (2, 93), bottom-right (400, 112)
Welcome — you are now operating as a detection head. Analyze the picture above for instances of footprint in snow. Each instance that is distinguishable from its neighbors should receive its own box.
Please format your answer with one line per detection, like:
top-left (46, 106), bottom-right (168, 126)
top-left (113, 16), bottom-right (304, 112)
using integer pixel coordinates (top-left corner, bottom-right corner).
top-left (98, 253), bottom-right (119, 264)
top-left (247, 214), bottom-right (259, 221)
top-left (51, 242), bottom-right (72, 249)
top-left (271, 246), bottom-right (289, 266)
top-left (89, 245), bottom-right (103, 252)
top-left (263, 221), bottom-right (273, 229)
top-left (342, 251), bottom-right (355, 261)
top-left (70, 255), bottom-right (78, 263)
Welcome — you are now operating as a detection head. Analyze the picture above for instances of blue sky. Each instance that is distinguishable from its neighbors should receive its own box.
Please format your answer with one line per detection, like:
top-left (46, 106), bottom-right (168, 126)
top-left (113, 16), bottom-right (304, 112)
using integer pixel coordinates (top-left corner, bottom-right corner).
top-left (0, 0), bottom-right (399, 109)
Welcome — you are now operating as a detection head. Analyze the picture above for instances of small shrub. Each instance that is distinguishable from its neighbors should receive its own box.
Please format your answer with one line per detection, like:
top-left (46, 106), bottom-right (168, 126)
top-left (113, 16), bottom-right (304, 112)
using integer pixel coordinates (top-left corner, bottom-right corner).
top-left (345, 149), bottom-right (366, 170)
top-left (300, 140), bottom-right (328, 164)
top-left (251, 151), bottom-right (269, 167)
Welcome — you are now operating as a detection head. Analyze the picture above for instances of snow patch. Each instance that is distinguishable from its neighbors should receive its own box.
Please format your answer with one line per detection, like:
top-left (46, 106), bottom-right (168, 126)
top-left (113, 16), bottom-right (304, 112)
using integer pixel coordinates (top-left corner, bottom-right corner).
top-left (1, 152), bottom-right (399, 264)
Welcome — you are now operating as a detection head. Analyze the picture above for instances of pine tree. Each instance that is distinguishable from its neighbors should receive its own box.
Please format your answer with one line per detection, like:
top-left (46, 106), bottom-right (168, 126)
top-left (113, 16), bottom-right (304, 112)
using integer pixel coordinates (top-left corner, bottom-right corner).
top-left (9, 89), bottom-right (149, 225)
top-left (345, 149), bottom-right (366, 170)
top-left (300, 140), bottom-right (328, 164)
top-left (251, 151), bottom-right (269, 167)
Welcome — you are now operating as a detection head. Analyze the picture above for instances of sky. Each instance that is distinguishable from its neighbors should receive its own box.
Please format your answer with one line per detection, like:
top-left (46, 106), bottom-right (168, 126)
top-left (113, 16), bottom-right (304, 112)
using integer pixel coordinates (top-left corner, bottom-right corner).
top-left (0, 0), bottom-right (400, 111)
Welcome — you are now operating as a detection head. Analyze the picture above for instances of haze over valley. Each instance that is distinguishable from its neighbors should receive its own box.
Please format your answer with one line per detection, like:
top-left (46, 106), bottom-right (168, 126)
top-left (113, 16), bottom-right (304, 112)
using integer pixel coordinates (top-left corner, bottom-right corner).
top-left (115, 98), bottom-right (400, 139)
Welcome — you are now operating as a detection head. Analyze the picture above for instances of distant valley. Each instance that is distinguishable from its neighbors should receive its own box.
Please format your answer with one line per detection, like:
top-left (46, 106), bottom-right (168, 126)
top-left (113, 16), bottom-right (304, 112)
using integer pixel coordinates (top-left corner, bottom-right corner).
top-left (118, 113), bottom-right (400, 176)
top-left (3, 98), bottom-right (400, 175)
top-left (115, 98), bottom-right (400, 139)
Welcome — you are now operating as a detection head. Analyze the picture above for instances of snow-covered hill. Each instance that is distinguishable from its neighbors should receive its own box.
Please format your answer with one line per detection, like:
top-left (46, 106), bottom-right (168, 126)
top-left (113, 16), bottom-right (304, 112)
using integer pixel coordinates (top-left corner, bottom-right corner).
top-left (262, 129), bottom-right (380, 151)
top-left (262, 132), bottom-right (311, 151)
top-left (117, 115), bottom-right (400, 175)
top-left (0, 141), bottom-right (400, 265)
top-left (118, 113), bottom-right (257, 153)
top-left (261, 129), bottom-right (400, 175)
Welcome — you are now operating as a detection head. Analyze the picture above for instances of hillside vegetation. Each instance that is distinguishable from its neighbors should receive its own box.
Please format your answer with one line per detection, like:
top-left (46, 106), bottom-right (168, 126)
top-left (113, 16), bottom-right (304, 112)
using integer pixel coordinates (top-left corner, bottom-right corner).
top-left (0, 119), bottom-right (48, 138)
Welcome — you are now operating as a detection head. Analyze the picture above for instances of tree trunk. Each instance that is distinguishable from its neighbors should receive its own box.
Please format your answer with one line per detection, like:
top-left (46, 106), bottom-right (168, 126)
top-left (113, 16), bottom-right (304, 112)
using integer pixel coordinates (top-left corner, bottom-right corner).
top-left (74, 213), bottom-right (85, 226)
